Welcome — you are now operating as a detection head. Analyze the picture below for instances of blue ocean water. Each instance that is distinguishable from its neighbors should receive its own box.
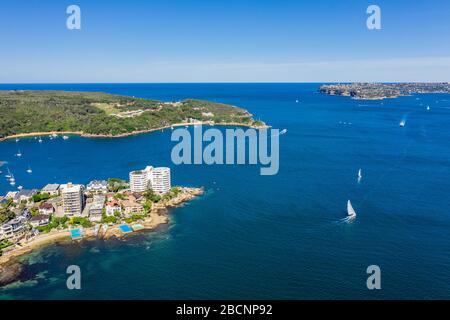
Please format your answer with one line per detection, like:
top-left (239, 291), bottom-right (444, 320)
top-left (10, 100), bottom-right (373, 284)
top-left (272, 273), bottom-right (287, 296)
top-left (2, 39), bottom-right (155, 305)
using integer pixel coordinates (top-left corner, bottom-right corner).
top-left (0, 83), bottom-right (449, 299)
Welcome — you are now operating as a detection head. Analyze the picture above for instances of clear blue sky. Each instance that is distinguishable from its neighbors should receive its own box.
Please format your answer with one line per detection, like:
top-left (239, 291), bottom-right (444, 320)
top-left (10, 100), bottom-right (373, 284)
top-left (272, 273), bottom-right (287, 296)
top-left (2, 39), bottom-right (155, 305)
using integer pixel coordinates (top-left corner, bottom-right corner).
top-left (0, 0), bottom-right (449, 83)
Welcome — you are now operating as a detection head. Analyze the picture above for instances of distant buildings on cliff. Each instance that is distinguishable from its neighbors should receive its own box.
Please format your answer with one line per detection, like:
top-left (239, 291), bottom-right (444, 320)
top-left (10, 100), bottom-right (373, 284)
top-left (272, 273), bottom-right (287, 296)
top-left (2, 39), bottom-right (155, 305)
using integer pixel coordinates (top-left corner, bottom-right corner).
top-left (319, 82), bottom-right (450, 100)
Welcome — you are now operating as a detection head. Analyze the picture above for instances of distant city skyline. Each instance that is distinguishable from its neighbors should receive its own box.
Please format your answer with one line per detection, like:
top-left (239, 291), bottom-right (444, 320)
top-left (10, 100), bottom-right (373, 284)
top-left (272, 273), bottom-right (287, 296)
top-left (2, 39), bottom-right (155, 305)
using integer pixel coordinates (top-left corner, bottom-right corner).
top-left (0, 0), bottom-right (449, 83)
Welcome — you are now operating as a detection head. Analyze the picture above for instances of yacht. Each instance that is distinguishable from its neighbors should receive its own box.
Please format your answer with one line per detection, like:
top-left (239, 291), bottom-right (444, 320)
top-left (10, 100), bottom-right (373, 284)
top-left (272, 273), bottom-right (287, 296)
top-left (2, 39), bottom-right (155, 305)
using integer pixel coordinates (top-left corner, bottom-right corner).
top-left (347, 200), bottom-right (356, 218)
top-left (27, 166), bottom-right (32, 174)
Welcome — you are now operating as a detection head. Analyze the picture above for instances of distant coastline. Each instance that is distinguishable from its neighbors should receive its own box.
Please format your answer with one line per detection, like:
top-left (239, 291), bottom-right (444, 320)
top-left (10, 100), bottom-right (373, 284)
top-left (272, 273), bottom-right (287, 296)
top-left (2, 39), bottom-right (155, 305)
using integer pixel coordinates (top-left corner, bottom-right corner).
top-left (0, 122), bottom-right (270, 143)
top-left (319, 82), bottom-right (450, 100)
top-left (0, 90), bottom-right (267, 140)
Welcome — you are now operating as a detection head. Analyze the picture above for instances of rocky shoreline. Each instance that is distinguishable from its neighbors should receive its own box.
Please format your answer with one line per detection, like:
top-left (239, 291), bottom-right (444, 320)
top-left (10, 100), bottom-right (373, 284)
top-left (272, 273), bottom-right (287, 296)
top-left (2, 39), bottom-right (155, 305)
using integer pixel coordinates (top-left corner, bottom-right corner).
top-left (0, 187), bottom-right (204, 287)
top-left (0, 122), bottom-right (269, 142)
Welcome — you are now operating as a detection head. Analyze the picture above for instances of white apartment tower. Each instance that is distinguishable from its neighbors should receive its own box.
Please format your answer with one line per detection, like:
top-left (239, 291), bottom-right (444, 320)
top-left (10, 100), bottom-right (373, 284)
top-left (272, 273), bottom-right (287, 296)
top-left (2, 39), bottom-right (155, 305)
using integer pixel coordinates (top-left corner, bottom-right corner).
top-left (129, 166), bottom-right (153, 193)
top-left (60, 183), bottom-right (84, 216)
top-left (152, 167), bottom-right (171, 194)
top-left (129, 165), bottom-right (171, 194)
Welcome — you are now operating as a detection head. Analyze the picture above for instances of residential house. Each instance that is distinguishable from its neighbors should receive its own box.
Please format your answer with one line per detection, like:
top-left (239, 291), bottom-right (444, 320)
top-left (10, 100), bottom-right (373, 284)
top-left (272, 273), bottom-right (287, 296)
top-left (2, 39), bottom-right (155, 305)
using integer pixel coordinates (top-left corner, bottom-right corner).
top-left (121, 200), bottom-right (144, 217)
top-left (1, 218), bottom-right (25, 240)
top-left (39, 202), bottom-right (54, 215)
top-left (30, 214), bottom-right (50, 228)
top-left (13, 189), bottom-right (38, 204)
top-left (41, 184), bottom-right (60, 196)
top-left (105, 199), bottom-right (121, 216)
top-left (86, 180), bottom-right (108, 194)
top-left (19, 209), bottom-right (31, 222)
top-left (124, 191), bottom-right (144, 203)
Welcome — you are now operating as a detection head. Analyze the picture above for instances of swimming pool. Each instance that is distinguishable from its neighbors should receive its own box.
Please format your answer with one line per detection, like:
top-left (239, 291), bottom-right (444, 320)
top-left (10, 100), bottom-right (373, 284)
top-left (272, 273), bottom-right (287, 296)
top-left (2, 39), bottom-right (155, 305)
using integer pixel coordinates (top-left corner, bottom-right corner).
top-left (119, 224), bottom-right (132, 233)
top-left (132, 224), bottom-right (144, 231)
top-left (70, 229), bottom-right (83, 239)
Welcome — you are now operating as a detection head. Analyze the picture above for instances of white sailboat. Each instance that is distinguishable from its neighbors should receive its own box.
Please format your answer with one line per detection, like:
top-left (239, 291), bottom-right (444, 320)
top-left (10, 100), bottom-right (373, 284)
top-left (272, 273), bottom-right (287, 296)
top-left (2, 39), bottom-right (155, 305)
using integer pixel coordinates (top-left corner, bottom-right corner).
top-left (426, 106), bottom-right (430, 111)
top-left (63, 135), bottom-right (69, 140)
top-left (16, 150), bottom-right (22, 157)
top-left (26, 166), bottom-right (32, 173)
top-left (347, 200), bottom-right (356, 218)
top-left (357, 169), bottom-right (362, 182)
top-left (399, 120), bottom-right (406, 127)
top-left (17, 185), bottom-right (23, 190)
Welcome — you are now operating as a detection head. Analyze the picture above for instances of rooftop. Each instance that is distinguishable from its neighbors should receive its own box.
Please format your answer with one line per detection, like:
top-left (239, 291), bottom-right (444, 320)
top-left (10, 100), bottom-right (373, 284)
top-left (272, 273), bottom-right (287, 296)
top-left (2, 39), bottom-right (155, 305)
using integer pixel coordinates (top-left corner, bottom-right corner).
top-left (14, 189), bottom-right (37, 199)
top-left (30, 214), bottom-right (50, 222)
top-left (87, 180), bottom-right (107, 187)
top-left (42, 183), bottom-right (60, 192)
top-left (39, 202), bottom-right (53, 210)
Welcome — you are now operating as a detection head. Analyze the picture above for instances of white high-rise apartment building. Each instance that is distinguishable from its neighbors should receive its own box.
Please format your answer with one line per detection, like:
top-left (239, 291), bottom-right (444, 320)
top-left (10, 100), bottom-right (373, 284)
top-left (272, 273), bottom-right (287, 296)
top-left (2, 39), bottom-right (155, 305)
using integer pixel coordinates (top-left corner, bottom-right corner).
top-left (152, 167), bottom-right (171, 194)
top-left (129, 166), bottom-right (153, 193)
top-left (129, 166), bottom-right (171, 194)
top-left (60, 183), bottom-right (84, 216)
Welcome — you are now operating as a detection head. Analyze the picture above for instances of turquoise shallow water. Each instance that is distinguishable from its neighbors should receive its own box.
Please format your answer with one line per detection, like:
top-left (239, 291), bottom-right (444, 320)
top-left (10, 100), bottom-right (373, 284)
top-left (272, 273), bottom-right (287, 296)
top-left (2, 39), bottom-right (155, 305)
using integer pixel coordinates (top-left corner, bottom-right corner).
top-left (0, 83), bottom-right (450, 299)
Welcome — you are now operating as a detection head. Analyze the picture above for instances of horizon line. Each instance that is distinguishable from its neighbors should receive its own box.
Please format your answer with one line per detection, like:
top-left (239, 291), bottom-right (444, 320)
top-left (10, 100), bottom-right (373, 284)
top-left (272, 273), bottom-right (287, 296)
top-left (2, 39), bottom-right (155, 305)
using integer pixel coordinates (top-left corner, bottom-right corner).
top-left (0, 81), bottom-right (449, 85)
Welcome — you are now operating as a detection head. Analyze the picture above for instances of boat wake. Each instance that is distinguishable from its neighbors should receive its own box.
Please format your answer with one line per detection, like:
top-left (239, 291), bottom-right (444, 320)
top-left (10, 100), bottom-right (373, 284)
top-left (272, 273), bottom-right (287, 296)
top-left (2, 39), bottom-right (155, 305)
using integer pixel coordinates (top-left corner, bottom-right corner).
top-left (337, 215), bottom-right (356, 224)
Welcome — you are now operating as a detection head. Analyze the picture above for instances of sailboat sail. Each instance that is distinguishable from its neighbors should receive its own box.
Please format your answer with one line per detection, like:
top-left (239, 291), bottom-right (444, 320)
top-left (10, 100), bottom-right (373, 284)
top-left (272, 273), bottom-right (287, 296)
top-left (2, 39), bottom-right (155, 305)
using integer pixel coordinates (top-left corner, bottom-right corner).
top-left (347, 200), bottom-right (356, 217)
